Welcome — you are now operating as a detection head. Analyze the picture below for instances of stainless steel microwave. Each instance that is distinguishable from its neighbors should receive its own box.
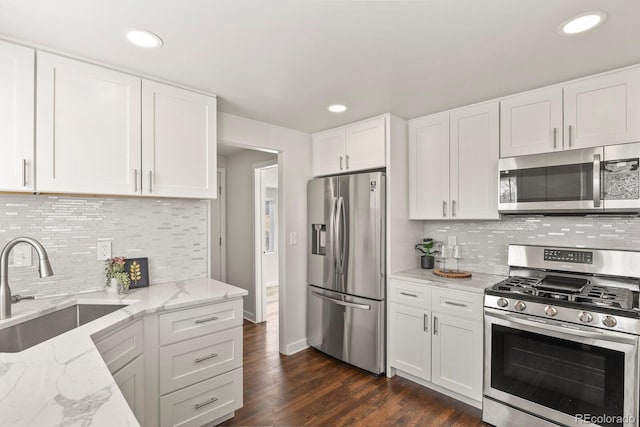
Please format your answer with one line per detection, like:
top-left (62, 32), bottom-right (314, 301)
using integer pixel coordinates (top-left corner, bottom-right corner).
top-left (498, 142), bottom-right (640, 214)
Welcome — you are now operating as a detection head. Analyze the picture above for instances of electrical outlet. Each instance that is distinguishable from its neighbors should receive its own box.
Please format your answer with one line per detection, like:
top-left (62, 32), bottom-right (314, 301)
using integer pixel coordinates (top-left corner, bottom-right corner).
top-left (10, 244), bottom-right (32, 267)
top-left (97, 241), bottom-right (112, 260)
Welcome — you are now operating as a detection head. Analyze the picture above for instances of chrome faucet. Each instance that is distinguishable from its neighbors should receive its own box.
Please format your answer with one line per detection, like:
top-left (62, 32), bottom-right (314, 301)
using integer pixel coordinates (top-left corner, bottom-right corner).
top-left (0, 237), bottom-right (54, 320)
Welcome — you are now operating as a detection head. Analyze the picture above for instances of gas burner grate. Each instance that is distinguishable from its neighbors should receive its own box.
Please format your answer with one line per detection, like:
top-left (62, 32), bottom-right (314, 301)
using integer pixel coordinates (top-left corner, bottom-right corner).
top-left (574, 285), bottom-right (633, 309)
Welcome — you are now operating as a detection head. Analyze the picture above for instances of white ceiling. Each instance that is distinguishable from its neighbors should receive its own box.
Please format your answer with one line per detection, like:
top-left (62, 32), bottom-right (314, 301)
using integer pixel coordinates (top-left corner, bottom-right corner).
top-left (1, 0), bottom-right (639, 133)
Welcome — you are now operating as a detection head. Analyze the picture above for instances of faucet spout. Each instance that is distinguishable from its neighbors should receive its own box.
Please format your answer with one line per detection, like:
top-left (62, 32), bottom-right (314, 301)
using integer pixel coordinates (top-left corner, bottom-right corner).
top-left (0, 237), bottom-right (54, 320)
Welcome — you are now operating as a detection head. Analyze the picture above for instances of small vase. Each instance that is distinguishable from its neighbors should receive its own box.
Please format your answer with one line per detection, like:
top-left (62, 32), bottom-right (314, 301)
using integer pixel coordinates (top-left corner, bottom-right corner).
top-left (421, 255), bottom-right (435, 269)
top-left (106, 278), bottom-right (120, 295)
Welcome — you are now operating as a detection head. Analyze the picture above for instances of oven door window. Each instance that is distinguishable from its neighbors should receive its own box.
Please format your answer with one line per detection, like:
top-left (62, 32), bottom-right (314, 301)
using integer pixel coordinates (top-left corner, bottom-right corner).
top-left (491, 324), bottom-right (624, 426)
top-left (500, 163), bottom-right (593, 203)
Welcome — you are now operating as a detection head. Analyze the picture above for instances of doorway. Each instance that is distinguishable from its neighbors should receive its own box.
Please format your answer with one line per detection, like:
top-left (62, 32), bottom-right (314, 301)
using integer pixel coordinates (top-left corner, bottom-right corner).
top-left (254, 161), bottom-right (279, 329)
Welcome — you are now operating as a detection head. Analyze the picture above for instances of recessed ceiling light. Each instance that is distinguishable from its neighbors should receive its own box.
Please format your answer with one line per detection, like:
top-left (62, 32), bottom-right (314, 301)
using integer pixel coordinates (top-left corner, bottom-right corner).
top-left (328, 104), bottom-right (348, 113)
top-left (124, 29), bottom-right (163, 48)
top-left (558, 11), bottom-right (607, 35)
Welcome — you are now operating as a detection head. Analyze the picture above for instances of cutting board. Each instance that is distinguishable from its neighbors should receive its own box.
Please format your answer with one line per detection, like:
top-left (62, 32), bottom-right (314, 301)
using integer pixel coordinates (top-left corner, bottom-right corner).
top-left (433, 269), bottom-right (472, 279)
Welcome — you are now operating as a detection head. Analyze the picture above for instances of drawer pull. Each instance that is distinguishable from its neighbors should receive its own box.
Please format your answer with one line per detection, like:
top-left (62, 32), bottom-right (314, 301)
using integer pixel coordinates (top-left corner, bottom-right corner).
top-left (400, 291), bottom-right (418, 298)
top-left (445, 301), bottom-right (467, 308)
top-left (195, 353), bottom-right (219, 363)
top-left (194, 397), bottom-right (218, 410)
top-left (194, 316), bottom-right (219, 324)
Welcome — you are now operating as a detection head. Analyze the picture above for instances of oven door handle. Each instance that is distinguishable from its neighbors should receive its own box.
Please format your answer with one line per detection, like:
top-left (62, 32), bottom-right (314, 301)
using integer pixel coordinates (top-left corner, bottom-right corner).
top-left (486, 309), bottom-right (638, 346)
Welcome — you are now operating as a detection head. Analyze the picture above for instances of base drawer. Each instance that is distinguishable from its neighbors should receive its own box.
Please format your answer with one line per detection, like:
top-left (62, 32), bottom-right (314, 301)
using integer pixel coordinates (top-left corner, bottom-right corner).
top-left (160, 327), bottom-right (242, 395)
top-left (160, 368), bottom-right (243, 427)
top-left (159, 299), bottom-right (243, 346)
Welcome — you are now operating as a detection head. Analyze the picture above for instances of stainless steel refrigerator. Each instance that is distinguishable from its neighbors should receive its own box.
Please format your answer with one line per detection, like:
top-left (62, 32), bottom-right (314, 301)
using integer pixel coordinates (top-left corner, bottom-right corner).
top-left (307, 171), bottom-right (385, 375)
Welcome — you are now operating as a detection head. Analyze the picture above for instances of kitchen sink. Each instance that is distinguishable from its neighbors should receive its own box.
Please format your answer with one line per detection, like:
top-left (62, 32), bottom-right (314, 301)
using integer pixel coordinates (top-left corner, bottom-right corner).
top-left (0, 304), bottom-right (127, 353)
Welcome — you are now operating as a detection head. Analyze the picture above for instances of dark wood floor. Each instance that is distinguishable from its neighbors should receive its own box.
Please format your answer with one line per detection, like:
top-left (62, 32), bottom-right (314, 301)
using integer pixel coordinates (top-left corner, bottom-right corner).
top-left (221, 302), bottom-right (486, 426)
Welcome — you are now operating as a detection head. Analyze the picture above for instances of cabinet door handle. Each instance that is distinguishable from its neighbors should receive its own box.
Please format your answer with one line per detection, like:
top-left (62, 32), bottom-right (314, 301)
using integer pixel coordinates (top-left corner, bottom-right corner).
top-left (442, 201), bottom-right (447, 218)
top-left (133, 169), bottom-right (138, 192)
top-left (194, 397), bottom-right (218, 410)
top-left (195, 353), bottom-right (218, 363)
top-left (568, 125), bottom-right (573, 147)
top-left (148, 171), bottom-right (153, 193)
top-left (433, 316), bottom-right (438, 335)
top-left (345, 155), bottom-right (350, 169)
top-left (445, 301), bottom-right (467, 308)
top-left (400, 291), bottom-right (418, 298)
top-left (423, 313), bottom-right (428, 332)
top-left (22, 159), bottom-right (27, 187)
top-left (553, 127), bottom-right (557, 149)
top-left (452, 200), bottom-right (456, 217)
top-left (339, 156), bottom-right (344, 171)
top-left (194, 315), bottom-right (218, 324)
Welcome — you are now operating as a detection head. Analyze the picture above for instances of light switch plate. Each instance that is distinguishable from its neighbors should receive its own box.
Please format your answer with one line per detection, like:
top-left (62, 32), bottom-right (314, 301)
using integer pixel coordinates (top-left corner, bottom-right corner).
top-left (97, 241), bottom-right (112, 260)
top-left (289, 232), bottom-right (298, 246)
top-left (11, 244), bottom-right (32, 267)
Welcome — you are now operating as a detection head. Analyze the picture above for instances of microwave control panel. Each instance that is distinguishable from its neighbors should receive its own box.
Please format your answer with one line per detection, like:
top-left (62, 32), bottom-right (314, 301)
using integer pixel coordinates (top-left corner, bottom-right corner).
top-left (544, 249), bottom-right (593, 264)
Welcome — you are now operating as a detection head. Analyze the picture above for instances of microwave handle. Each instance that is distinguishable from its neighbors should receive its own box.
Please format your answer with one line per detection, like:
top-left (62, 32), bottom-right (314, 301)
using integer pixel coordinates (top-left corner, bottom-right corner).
top-left (593, 154), bottom-right (601, 208)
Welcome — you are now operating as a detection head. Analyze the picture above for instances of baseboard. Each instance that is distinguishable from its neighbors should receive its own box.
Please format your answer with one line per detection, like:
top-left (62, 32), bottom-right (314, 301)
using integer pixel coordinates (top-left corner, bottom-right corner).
top-left (394, 369), bottom-right (482, 409)
top-left (243, 310), bottom-right (256, 323)
top-left (284, 338), bottom-right (309, 355)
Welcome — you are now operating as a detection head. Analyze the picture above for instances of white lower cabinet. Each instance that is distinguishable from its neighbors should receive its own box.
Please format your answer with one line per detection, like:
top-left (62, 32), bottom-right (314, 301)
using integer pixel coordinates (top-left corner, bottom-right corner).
top-left (388, 279), bottom-right (483, 406)
top-left (113, 355), bottom-right (146, 425)
top-left (431, 312), bottom-right (483, 401)
top-left (94, 297), bottom-right (244, 427)
top-left (388, 303), bottom-right (431, 380)
top-left (157, 300), bottom-right (244, 427)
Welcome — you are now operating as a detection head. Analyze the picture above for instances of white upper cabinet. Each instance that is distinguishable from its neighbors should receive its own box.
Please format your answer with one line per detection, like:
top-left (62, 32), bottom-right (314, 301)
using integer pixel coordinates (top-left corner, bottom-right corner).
top-left (312, 116), bottom-right (386, 176)
top-left (312, 128), bottom-right (345, 177)
top-left (500, 87), bottom-right (563, 157)
top-left (345, 117), bottom-right (386, 172)
top-left (142, 80), bottom-right (217, 198)
top-left (409, 112), bottom-right (449, 219)
top-left (450, 102), bottom-right (499, 219)
top-left (36, 52), bottom-right (142, 195)
top-left (564, 68), bottom-right (640, 150)
top-left (501, 67), bottom-right (640, 157)
top-left (409, 102), bottom-right (499, 220)
top-left (0, 40), bottom-right (34, 192)
top-left (35, 52), bottom-right (217, 199)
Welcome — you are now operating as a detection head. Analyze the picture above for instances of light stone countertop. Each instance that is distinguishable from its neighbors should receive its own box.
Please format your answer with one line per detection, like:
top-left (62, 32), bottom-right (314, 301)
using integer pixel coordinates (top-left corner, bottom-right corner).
top-left (390, 269), bottom-right (507, 294)
top-left (0, 278), bottom-right (248, 427)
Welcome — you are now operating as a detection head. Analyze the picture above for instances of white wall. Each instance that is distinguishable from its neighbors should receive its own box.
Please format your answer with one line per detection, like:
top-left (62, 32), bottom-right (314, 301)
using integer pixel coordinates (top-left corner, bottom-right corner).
top-left (218, 112), bottom-right (312, 355)
top-left (388, 114), bottom-right (423, 273)
top-left (225, 149), bottom-right (277, 320)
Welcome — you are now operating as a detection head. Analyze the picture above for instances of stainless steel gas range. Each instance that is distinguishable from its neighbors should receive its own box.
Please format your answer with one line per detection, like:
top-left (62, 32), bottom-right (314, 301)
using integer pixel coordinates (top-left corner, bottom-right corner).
top-left (483, 245), bottom-right (640, 427)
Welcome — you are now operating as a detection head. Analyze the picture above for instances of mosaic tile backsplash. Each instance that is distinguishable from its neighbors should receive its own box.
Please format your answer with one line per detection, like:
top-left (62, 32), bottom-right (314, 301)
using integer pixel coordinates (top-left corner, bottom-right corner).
top-left (423, 216), bottom-right (640, 276)
top-left (0, 194), bottom-right (208, 298)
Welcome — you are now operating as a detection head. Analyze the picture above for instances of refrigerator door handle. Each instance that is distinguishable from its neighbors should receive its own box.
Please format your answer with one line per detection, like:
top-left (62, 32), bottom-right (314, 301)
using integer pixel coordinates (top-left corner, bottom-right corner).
top-left (331, 196), bottom-right (339, 270)
top-left (338, 196), bottom-right (347, 274)
top-left (311, 291), bottom-right (371, 310)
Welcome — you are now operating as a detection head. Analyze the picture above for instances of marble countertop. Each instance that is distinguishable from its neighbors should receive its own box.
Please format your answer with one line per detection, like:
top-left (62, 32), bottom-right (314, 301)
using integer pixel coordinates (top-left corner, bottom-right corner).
top-left (390, 269), bottom-right (506, 294)
top-left (0, 278), bottom-right (248, 427)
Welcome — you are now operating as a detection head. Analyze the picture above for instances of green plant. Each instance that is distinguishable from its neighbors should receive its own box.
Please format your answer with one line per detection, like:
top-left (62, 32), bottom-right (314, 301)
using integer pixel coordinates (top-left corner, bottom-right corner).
top-left (105, 256), bottom-right (131, 291)
top-left (415, 238), bottom-right (439, 257)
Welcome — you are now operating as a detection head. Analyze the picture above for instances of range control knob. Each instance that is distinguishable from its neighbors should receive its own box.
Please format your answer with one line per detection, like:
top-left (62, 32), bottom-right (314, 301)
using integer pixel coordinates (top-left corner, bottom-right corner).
top-left (602, 316), bottom-right (618, 328)
top-left (514, 301), bottom-right (526, 312)
top-left (578, 311), bottom-right (593, 323)
top-left (544, 306), bottom-right (558, 317)
top-left (497, 298), bottom-right (508, 308)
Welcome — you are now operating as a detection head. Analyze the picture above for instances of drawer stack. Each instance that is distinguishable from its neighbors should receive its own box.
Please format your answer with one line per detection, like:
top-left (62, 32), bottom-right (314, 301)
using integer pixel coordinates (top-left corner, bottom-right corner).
top-left (158, 299), bottom-right (243, 427)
